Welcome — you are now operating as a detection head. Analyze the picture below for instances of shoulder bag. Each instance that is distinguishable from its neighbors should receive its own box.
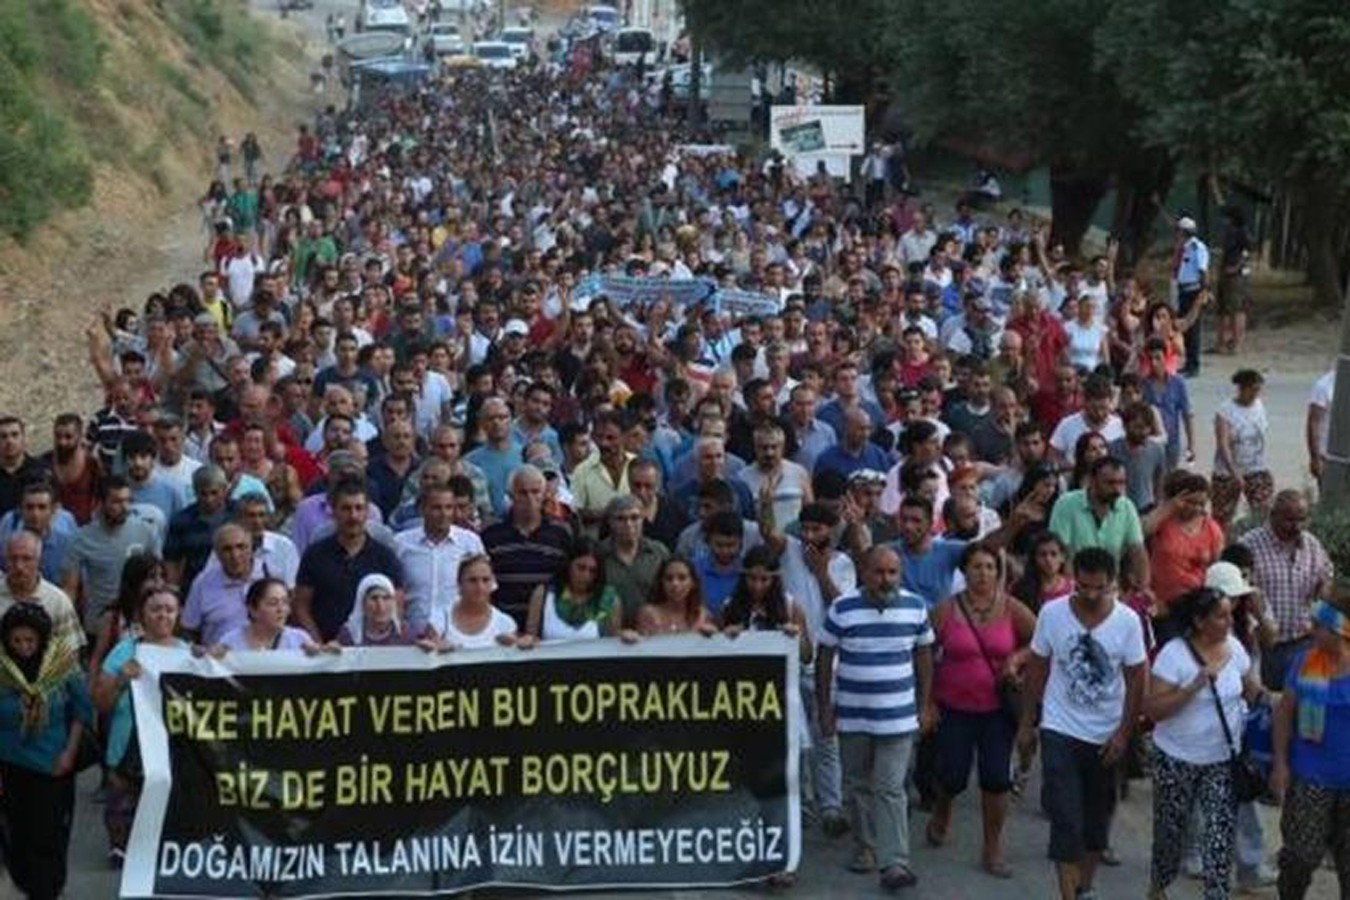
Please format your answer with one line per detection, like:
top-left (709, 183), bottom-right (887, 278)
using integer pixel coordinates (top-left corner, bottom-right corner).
top-left (955, 594), bottom-right (1021, 725)
top-left (1185, 641), bottom-right (1264, 803)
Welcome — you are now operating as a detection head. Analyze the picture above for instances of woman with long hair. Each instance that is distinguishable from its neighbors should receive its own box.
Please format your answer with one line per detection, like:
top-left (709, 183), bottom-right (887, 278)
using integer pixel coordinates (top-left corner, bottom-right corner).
top-left (93, 585), bottom-right (190, 864)
top-left (720, 545), bottom-right (810, 651)
top-left (525, 538), bottom-right (622, 642)
top-left (1010, 531), bottom-right (1073, 613)
top-left (1069, 431), bottom-right (1111, 492)
top-left (88, 552), bottom-right (168, 677)
top-left (636, 558), bottom-right (711, 636)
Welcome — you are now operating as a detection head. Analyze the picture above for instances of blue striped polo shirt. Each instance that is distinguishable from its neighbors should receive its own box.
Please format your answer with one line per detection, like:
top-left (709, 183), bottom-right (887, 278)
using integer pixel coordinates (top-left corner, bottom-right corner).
top-left (819, 590), bottom-right (934, 736)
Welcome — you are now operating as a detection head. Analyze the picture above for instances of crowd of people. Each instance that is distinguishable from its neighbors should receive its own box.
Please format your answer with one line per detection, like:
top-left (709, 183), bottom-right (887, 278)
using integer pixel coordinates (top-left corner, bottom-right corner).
top-left (0, 18), bottom-right (1348, 900)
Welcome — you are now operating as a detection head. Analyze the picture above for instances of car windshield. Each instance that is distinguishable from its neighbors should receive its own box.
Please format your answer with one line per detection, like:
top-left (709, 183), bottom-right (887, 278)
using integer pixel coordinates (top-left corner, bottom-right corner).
top-left (590, 9), bottom-right (617, 23)
top-left (432, 25), bottom-right (459, 35)
top-left (616, 32), bottom-right (652, 52)
top-left (476, 45), bottom-right (510, 58)
top-left (502, 31), bottom-right (530, 43)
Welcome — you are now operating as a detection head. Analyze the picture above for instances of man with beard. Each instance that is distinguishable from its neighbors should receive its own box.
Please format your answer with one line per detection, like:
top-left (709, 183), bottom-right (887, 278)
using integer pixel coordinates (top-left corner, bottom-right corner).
top-left (43, 414), bottom-right (100, 526)
top-left (1049, 456), bottom-right (1150, 595)
top-left (122, 431), bottom-right (185, 525)
top-left (739, 423), bottom-right (813, 536)
top-left (151, 413), bottom-right (202, 506)
top-left (767, 502), bottom-right (857, 841)
top-left (612, 323), bottom-right (659, 398)
top-left (817, 545), bottom-right (933, 891)
top-left (1017, 548), bottom-right (1147, 900)
top-left (61, 476), bottom-right (160, 639)
top-left (464, 397), bottom-right (524, 518)
top-left (512, 382), bottom-right (562, 465)
top-left (571, 412), bottom-right (634, 530)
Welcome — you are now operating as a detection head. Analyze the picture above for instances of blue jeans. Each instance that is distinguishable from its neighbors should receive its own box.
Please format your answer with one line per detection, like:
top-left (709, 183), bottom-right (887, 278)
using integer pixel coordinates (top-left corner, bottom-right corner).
top-left (800, 672), bottom-right (842, 816)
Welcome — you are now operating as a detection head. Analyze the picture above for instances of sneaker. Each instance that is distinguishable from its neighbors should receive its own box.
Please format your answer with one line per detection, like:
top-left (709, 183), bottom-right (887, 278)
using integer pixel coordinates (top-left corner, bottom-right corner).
top-left (1236, 863), bottom-right (1277, 890)
top-left (1075, 889), bottom-right (1099, 900)
top-left (107, 847), bottom-right (125, 869)
top-left (1183, 855), bottom-right (1204, 879)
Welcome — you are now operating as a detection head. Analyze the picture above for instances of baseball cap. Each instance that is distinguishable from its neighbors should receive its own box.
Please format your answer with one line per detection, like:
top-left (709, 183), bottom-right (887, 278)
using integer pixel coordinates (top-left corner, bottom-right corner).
top-left (503, 319), bottom-right (529, 337)
top-left (1204, 561), bottom-right (1253, 597)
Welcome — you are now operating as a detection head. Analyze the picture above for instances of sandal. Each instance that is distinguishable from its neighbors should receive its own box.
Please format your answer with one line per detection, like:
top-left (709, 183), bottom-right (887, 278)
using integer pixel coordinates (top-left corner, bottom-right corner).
top-left (982, 858), bottom-right (1014, 879)
top-left (848, 848), bottom-right (876, 873)
top-left (879, 864), bottom-right (919, 891)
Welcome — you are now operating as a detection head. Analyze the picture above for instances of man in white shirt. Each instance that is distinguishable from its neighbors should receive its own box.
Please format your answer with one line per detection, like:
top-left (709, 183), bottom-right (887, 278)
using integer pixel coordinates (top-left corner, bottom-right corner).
top-left (738, 423), bottom-right (813, 535)
top-left (152, 414), bottom-right (202, 506)
top-left (1018, 547), bottom-right (1147, 900)
top-left (395, 483), bottom-right (484, 637)
top-left (1306, 368), bottom-right (1335, 484)
top-left (898, 211), bottom-right (938, 269)
top-left (1050, 375), bottom-right (1124, 465)
top-left (772, 502), bottom-right (856, 838)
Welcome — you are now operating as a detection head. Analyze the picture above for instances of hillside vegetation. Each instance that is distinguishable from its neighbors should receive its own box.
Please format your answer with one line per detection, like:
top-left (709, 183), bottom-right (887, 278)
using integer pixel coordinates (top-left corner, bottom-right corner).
top-left (0, 0), bottom-right (287, 240)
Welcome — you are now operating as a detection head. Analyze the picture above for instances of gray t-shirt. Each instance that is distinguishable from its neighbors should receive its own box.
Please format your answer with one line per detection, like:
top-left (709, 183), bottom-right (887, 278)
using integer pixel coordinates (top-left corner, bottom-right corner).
top-left (63, 518), bottom-right (160, 632)
top-left (1109, 439), bottom-right (1167, 512)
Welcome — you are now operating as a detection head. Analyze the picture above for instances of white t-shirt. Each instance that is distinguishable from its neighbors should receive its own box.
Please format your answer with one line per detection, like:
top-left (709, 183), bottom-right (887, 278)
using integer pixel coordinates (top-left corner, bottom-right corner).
top-left (1031, 597), bottom-right (1147, 744)
top-left (779, 536), bottom-right (857, 647)
top-left (1151, 636), bottom-right (1251, 766)
top-left (1213, 398), bottom-right (1268, 475)
top-left (737, 461), bottom-right (811, 532)
top-left (1310, 370), bottom-right (1335, 458)
top-left (1064, 321), bottom-right (1106, 372)
top-left (1050, 412), bottom-right (1124, 464)
top-left (435, 606), bottom-right (517, 650)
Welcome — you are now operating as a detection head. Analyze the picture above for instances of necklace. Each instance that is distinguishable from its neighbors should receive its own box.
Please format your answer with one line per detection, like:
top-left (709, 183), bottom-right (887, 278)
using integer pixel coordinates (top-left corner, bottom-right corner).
top-left (965, 592), bottom-right (998, 623)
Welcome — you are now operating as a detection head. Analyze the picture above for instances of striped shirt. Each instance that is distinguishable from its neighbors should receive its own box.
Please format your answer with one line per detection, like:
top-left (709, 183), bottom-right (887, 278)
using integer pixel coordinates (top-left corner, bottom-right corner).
top-left (480, 519), bottom-right (571, 628)
top-left (820, 590), bottom-right (934, 736)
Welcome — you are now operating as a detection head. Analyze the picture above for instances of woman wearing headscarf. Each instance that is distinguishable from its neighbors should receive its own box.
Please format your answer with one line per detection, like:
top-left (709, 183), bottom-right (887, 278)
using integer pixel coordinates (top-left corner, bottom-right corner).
top-left (1270, 597), bottom-right (1350, 898)
top-left (337, 574), bottom-right (417, 646)
top-left (0, 604), bottom-right (93, 899)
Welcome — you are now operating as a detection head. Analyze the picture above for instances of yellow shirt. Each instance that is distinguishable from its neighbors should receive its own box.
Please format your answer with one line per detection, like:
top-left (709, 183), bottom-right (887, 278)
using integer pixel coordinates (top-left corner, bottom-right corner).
top-left (570, 451), bottom-right (635, 514)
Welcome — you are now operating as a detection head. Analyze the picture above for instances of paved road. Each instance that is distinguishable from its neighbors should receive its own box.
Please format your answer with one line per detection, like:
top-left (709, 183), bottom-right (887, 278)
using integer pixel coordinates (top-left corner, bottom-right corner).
top-left (12, 1), bottom-right (1342, 897)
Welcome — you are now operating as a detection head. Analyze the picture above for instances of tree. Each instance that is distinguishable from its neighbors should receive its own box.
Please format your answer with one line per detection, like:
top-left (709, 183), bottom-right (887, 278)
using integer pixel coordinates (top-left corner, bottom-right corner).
top-left (883, 0), bottom-right (1172, 259)
top-left (1099, 0), bottom-right (1350, 306)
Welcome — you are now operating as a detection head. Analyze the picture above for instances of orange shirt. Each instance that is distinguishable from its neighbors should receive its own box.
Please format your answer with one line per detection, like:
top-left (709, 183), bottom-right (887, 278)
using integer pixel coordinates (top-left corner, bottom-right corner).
top-left (1150, 515), bottom-right (1225, 606)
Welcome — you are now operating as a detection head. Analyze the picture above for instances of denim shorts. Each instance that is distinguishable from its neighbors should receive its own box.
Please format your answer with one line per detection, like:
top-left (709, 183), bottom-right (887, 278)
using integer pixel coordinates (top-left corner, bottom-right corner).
top-left (1040, 728), bottom-right (1118, 862)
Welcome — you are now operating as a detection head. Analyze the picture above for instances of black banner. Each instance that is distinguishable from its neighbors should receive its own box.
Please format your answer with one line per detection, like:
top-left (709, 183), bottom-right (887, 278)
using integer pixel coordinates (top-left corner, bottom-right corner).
top-left (123, 636), bottom-right (800, 898)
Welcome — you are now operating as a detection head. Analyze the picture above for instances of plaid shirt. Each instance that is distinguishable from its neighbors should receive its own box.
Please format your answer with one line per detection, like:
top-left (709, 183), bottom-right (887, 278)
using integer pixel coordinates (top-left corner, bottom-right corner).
top-left (1240, 525), bottom-right (1333, 641)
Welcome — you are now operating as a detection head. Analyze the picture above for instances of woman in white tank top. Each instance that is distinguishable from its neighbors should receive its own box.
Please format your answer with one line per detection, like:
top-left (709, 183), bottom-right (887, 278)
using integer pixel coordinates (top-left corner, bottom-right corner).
top-left (524, 538), bottom-right (622, 642)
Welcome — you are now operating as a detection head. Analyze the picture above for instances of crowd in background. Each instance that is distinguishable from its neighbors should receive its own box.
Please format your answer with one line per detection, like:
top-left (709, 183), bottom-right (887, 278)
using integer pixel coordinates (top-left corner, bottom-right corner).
top-left (0, 30), bottom-right (1348, 900)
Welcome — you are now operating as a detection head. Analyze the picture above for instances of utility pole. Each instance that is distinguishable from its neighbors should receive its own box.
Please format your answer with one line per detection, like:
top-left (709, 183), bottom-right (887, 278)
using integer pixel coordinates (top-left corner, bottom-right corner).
top-left (687, 38), bottom-right (703, 129)
top-left (1317, 273), bottom-right (1350, 503)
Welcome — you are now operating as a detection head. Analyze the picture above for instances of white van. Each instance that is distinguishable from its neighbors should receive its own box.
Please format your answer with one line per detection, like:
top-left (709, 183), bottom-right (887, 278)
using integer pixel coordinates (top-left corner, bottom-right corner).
top-left (360, 0), bottom-right (412, 35)
top-left (586, 4), bottom-right (620, 32)
top-left (611, 27), bottom-right (655, 66)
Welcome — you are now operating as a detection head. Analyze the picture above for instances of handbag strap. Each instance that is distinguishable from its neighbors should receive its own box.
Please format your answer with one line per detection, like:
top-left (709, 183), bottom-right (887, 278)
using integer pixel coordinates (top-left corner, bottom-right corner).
top-left (955, 593), bottom-right (1004, 686)
top-left (1183, 639), bottom-right (1239, 760)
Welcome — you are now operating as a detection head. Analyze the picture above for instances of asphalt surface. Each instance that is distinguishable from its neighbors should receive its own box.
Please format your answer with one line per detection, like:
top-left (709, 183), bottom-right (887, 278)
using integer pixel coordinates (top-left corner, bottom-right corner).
top-left (7, 1), bottom-right (1343, 898)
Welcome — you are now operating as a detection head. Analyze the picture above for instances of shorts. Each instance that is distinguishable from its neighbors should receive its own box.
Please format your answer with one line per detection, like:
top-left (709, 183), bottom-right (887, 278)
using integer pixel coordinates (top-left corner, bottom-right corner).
top-left (933, 707), bottom-right (1015, 795)
top-left (1210, 469), bottom-right (1274, 523)
top-left (1040, 729), bottom-right (1119, 863)
top-left (1216, 273), bottom-right (1252, 315)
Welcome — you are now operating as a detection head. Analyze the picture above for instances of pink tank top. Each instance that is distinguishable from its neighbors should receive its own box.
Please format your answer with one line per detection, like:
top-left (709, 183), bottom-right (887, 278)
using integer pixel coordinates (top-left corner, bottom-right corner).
top-left (934, 601), bottom-right (1017, 713)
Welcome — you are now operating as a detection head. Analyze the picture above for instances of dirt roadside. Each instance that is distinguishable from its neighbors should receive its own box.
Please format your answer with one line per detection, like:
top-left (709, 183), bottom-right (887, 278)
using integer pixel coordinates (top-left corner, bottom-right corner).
top-left (0, 6), bottom-right (320, 447)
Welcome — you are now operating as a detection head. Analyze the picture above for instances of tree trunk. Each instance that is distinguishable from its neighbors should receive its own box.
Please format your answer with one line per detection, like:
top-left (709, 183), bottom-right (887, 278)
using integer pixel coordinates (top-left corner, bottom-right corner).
top-left (1049, 163), bottom-right (1109, 257)
top-left (1317, 268), bottom-right (1350, 504)
top-left (1301, 182), bottom-right (1343, 308)
top-left (1109, 152), bottom-right (1176, 269)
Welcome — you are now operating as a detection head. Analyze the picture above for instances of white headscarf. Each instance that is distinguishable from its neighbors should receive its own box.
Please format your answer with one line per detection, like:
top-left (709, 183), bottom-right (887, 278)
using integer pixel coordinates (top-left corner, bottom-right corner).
top-left (343, 573), bottom-right (398, 646)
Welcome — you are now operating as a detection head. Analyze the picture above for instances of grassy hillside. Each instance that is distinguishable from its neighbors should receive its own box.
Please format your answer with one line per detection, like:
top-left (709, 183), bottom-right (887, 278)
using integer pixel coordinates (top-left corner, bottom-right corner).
top-left (0, 0), bottom-right (280, 240)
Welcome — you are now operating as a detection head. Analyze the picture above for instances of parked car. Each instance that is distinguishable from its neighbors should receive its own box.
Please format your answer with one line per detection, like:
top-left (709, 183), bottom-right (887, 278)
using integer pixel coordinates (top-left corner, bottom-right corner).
top-left (585, 4), bottom-right (620, 32)
top-left (498, 27), bottom-right (535, 60)
top-left (473, 41), bottom-right (518, 70)
top-left (425, 22), bottom-right (466, 55)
